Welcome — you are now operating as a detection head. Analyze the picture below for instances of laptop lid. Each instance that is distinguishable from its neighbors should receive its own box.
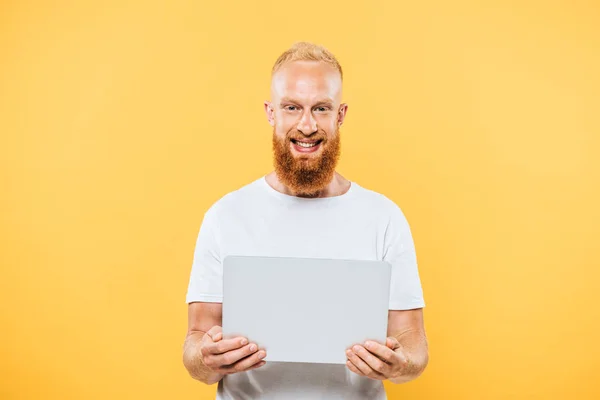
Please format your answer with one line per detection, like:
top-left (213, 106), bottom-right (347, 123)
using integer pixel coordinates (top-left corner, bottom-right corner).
top-left (222, 255), bottom-right (391, 364)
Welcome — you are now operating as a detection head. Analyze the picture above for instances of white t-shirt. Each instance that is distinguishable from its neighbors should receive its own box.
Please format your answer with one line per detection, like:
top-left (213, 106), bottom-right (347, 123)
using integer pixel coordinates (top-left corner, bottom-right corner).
top-left (186, 176), bottom-right (426, 400)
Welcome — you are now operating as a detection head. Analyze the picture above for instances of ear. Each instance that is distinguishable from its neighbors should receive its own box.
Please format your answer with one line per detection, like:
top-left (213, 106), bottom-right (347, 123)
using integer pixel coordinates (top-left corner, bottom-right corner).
top-left (264, 101), bottom-right (275, 127)
top-left (337, 103), bottom-right (348, 127)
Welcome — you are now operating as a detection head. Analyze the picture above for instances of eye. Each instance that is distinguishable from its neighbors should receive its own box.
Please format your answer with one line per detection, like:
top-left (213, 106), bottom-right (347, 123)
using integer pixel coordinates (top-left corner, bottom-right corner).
top-left (315, 106), bottom-right (329, 112)
top-left (285, 105), bottom-right (299, 111)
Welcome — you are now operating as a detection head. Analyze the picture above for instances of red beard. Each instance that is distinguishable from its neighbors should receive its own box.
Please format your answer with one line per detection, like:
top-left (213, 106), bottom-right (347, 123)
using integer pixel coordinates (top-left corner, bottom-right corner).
top-left (272, 128), bottom-right (341, 197)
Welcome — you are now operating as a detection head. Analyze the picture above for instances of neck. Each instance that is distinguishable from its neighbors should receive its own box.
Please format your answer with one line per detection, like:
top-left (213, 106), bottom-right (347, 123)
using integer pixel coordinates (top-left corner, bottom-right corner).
top-left (265, 171), bottom-right (351, 198)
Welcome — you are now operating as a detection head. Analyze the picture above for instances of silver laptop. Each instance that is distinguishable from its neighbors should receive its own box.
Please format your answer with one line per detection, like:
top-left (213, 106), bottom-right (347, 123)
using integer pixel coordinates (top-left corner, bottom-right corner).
top-left (222, 255), bottom-right (391, 365)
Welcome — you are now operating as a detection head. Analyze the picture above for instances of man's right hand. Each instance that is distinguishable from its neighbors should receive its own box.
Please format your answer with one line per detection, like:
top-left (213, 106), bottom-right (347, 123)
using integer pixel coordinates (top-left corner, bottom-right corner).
top-left (200, 326), bottom-right (267, 375)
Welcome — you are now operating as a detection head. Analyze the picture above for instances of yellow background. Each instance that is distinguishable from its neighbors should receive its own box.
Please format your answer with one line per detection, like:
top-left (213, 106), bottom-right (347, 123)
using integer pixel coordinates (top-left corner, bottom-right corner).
top-left (1, 1), bottom-right (599, 399)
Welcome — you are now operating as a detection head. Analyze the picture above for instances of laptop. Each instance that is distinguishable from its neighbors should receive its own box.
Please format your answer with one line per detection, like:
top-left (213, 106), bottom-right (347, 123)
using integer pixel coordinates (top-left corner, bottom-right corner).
top-left (222, 255), bottom-right (392, 365)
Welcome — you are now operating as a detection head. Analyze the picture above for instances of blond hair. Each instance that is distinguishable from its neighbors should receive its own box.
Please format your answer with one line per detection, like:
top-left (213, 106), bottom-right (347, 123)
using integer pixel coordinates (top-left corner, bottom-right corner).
top-left (271, 42), bottom-right (343, 80)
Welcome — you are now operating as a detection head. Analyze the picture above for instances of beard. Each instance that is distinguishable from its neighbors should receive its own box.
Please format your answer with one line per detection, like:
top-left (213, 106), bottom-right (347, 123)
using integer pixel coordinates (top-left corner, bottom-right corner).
top-left (272, 127), bottom-right (341, 197)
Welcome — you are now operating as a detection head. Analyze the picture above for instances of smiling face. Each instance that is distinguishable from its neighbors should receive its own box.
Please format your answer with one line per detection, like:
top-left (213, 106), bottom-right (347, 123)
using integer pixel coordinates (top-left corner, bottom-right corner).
top-left (265, 60), bottom-right (348, 195)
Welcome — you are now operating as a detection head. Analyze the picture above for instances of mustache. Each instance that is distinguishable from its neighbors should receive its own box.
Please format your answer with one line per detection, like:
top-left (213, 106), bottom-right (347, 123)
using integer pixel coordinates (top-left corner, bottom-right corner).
top-left (286, 129), bottom-right (327, 141)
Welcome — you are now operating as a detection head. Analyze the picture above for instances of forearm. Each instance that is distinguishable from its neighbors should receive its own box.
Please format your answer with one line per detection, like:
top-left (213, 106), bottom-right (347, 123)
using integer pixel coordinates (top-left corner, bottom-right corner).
top-left (389, 329), bottom-right (429, 384)
top-left (183, 332), bottom-right (224, 385)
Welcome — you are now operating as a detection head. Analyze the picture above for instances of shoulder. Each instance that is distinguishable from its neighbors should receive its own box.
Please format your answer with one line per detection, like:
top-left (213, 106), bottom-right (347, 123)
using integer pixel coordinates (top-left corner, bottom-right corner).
top-left (352, 184), bottom-right (416, 249)
top-left (352, 182), bottom-right (407, 220)
top-left (203, 176), bottom-right (265, 217)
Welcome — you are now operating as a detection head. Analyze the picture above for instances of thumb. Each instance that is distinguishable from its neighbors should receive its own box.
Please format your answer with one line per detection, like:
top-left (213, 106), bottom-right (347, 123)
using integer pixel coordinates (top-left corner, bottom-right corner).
top-left (386, 337), bottom-right (401, 350)
top-left (207, 326), bottom-right (223, 342)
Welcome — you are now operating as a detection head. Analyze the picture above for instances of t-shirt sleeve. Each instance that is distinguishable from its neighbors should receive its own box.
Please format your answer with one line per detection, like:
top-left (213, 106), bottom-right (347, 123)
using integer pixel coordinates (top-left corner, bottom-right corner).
top-left (383, 203), bottom-right (426, 310)
top-left (185, 204), bottom-right (223, 304)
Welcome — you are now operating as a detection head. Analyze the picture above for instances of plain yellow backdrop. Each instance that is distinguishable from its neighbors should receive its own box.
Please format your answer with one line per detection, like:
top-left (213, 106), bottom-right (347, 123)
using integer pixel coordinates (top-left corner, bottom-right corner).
top-left (1, 1), bottom-right (599, 399)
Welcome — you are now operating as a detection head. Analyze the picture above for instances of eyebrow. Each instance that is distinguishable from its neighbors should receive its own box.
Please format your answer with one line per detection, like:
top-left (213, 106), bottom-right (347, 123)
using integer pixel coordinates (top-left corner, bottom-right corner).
top-left (279, 97), bottom-right (334, 107)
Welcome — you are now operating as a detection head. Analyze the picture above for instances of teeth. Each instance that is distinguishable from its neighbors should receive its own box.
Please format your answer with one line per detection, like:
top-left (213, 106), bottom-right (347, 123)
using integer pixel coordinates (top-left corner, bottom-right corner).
top-left (295, 141), bottom-right (318, 148)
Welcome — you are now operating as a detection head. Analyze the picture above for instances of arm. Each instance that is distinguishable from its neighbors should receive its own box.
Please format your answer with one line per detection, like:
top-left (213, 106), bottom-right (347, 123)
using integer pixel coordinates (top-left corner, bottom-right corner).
top-left (182, 302), bottom-right (267, 385)
top-left (182, 302), bottom-right (224, 385)
top-left (183, 206), bottom-right (266, 383)
top-left (386, 308), bottom-right (429, 384)
top-left (346, 308), bottom-right (429, 384)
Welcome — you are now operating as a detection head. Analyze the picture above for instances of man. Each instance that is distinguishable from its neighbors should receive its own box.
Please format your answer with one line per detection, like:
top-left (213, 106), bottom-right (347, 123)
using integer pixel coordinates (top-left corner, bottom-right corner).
top-left (183, 42), bottom-right (429, 399)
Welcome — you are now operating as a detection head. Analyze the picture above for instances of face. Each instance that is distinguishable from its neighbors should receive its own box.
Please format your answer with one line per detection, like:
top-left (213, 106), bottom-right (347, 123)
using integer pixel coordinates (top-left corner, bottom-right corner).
top-left (265, 61), bottom-right (348, 196)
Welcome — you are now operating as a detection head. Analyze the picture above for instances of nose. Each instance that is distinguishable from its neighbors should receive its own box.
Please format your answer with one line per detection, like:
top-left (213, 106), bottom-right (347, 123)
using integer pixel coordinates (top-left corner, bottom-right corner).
top-left (296, 109), bottom-right (318, 136)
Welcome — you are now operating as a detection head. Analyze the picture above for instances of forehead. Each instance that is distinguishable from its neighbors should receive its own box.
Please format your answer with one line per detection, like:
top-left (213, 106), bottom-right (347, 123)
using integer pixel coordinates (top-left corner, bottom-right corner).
top-left (271, 61), bottom-right (342, 103)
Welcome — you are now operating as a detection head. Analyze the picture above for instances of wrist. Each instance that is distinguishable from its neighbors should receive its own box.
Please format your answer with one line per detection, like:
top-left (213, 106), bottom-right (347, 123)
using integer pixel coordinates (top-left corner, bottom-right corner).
top-left (183, 334), bottom-right (224, 385)
top-left (388, 350), bottom-right (428, 384)
top-left (198, 351), bottom-right (225, 384)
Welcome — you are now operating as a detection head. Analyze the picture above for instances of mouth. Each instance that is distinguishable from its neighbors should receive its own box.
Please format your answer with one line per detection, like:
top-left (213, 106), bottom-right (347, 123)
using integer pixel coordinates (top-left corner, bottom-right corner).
top-left (290, 138), bottom-right (323, 154)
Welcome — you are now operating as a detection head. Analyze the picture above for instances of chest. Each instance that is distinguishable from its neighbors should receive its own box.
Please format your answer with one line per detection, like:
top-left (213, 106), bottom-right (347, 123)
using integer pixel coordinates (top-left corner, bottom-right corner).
top-left (218, 205), bottom-right (387, 261)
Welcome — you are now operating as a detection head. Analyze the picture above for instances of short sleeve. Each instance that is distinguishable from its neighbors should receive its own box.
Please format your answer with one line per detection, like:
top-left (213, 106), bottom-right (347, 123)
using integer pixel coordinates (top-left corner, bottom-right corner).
top-left (383, 204), bottom-right (426, 310)
top-left (185, 204), bottom-right (223, 303)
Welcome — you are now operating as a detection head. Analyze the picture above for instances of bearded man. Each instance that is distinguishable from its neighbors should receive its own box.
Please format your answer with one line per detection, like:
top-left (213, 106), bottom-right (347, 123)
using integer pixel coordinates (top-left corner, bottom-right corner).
top-left (183, 42), bottom-right (429, 400)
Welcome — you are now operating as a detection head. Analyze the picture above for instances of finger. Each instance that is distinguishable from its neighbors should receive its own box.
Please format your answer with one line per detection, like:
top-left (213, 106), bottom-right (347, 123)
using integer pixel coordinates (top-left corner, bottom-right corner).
top-left (346, 348), bottom-right (386, 380)
top-left (205, 336), bottom-right (249, 355)
top-left (219, 349), bottom-right (267, 374)
top-left (364, 340), bottom-right (396, 364)
top-left (346, 359), bottom-right (364, 376)
top-left (246, 360), bottom-right (267, 371)
top-left (351, 345), bottom-right (390, 376)
top-left (348, 355), bottom-right (385, 380)
top-left (209, 343), bottom-right (259, 368)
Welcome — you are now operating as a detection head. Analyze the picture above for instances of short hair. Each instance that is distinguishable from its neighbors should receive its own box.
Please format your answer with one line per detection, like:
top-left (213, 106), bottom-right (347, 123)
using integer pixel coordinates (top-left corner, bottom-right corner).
top-left (271, 42), bottom-right (343, 81)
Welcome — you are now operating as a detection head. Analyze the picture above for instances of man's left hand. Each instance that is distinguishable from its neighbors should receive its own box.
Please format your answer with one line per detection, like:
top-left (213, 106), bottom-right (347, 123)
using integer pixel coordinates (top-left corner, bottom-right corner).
top-left (345, 337), bottom-right (410, 381)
